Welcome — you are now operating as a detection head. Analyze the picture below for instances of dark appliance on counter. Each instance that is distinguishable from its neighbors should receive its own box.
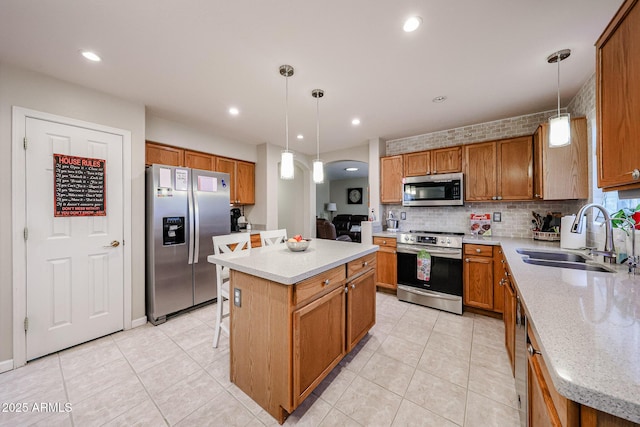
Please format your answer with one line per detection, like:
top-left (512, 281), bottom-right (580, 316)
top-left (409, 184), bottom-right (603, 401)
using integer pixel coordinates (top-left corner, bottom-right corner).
top-left (402, 172), bottom-right (464, 207)
top-left (396, 230), bottom-right (464, 314)
top-left (230, 207), bottom-right (241, 232)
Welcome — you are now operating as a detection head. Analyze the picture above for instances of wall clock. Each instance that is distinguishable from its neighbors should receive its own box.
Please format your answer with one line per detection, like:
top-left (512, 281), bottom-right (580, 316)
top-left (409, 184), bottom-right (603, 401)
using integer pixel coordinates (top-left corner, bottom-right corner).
top-left (347, 187), bottom-right (363, 204)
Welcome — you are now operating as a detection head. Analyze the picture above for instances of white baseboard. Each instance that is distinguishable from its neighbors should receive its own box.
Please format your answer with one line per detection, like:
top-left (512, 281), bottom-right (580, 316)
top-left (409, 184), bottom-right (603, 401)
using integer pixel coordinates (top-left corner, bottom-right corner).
top-left (0, 359), bottom-right (14, 374)
top-left (131, 316), bottom-right (147, 329)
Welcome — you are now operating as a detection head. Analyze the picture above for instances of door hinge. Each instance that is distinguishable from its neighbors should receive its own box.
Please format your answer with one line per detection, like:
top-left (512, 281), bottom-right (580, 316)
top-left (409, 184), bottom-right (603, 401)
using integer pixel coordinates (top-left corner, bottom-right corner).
top-left (24, 317), bottom-right (29, 332)
top-left (23, 137), bottom-right (27, 150)
top-left (23, 227), bottom-right (28, 240)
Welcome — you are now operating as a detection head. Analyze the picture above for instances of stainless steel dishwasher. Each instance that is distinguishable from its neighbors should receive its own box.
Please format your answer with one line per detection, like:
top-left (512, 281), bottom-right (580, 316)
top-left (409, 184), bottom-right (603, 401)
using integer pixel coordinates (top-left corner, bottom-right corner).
top-left (515, 296), bottom-right (528, 427)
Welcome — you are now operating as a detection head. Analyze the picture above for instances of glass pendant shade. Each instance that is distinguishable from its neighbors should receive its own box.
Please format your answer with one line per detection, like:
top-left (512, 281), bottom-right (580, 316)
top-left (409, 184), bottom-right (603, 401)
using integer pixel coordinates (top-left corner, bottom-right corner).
top-left (313, 159), bottom-right (324, 184)
top-left (280, 150), bottom-right (294, 179)
top-left (549, 113), bottom-right (571, 147)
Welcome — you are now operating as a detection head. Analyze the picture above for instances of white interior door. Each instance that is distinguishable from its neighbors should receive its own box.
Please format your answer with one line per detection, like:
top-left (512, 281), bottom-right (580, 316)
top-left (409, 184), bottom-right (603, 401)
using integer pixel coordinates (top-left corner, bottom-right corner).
top-left (25, 117), bottom-right (124, 361)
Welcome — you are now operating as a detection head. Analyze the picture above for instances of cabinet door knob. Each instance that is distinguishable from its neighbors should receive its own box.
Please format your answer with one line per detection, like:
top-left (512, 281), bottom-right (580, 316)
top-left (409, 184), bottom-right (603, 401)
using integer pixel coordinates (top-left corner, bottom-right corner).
top-left (499, 278), bottom-right (505, 286)
top-left (432, 170), bottom-right (437, 174)
top-left (476, 248), bottom-right (481, 253)
top-left (632, 169), bottom-right (640, 180)
top-left (382, 240), bottom-right (386, 244)
top-left (535, 194), bottom-right (541, 198)
top-left (527, 344), bottom-right (540, 356)
top-left (323, 279), bottom-right (330, 286)
top-left (501, 259), bottom-right (505, 264)
top-left (497, 196), bottom-right (503, 200)
top-left (492, 196), bottom-right (497, 200)
top-left (465, 258), bottom-right (470, 263)
top-left (363, 261), bottom-right (368, 267)
top-left (351, 283), bottom-right (356, 289)
top-left (344, 286), bottom-right (348, 294)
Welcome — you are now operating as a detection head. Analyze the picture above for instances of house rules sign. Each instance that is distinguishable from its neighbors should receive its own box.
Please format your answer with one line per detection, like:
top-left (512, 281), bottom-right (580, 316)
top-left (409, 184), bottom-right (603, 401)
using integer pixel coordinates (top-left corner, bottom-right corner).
top-left (53, 153), bottom-right (106, 217)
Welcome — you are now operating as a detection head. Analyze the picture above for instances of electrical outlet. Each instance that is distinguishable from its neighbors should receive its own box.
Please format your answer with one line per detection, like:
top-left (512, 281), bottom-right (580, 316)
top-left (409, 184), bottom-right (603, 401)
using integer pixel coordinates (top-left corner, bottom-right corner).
top-left (493, 212), bottom-right (502, 222)
top-left (400, 212), bottom-right (406, 220)
top-left (234, 288), bottom-right (241, 307)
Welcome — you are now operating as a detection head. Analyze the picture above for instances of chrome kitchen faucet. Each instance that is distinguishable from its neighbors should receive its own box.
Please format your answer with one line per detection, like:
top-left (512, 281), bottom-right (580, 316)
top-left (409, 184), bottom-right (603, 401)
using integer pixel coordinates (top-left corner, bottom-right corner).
top-left (571, 203), bottom-right (617, 264)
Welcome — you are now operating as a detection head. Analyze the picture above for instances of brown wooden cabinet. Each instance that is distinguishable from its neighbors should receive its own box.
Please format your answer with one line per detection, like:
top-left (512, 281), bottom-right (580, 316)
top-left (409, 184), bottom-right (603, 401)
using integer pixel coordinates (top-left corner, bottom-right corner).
top-left (293, 285), bottom-right (345, 405)
top-left (403, 146), bottom-right (462, 177)
top-left (373, 237), bottom-right (397, 290)
top-left (380, 155), bottom-right (403, 204)
top-left (533, 118), bottom-right (588, 200)
top-left (527, 324), bottom-right (580, 427)
top-left (346, 268), bottom-right (376, 351)
top-left (596, 0), bottom-right (640, 191)
top-left (493, 247), bottom-right (505, 314)
top-left (463, 244), bottom-right (494, 310)
top-left (464, 136), bottom-right (533, 201)
top-left (503, 267), bottom-right (516, 376)
top-left (145, 141), bottom-right (184, 166)
top-left (216, 157), bottom-right (255, 205)
top-left (184, 150), bottom-right (216, 171)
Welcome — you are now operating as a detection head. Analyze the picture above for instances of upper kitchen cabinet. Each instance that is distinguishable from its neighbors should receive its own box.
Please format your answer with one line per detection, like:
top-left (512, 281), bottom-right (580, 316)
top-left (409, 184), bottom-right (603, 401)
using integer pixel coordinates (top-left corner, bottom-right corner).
top-left (380, 155), bottom-right (403, 204)
top-left (464, 136), bottom-right (533, 201)
top-left (533, 117), bottom-right (588, 200)
top-left (185, 150), bottom-right (216, 171)
top-left (596, 0), bottom-right (640, 191)
top-left (145, 141), bottom-right (184, 166)
top-left (403, 146), bottom-right (462, 177)
top-left (217, 157), bottom-right (255, 205)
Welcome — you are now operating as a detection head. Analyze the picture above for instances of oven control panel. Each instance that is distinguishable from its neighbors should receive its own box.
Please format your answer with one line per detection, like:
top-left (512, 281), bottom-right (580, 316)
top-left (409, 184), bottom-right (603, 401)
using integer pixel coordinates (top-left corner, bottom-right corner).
top-left (398, 232), bottom-right (463, 249)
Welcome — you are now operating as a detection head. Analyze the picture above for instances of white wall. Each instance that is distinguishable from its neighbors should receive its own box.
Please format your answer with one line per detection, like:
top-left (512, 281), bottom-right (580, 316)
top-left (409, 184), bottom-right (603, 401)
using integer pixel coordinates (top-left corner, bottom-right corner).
top-left (316, 181), bottom-right (331, 218)
top-left (330, 178), bottom-right (369, 216)
top-left (0, 62), bottom-right (146, 363)
top-left (278, 164), bottom-right (305, 236)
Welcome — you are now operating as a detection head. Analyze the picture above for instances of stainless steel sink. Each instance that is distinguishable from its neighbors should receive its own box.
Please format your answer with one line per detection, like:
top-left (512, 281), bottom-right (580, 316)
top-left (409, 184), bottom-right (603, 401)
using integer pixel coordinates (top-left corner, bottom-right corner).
top-left (516, 248), bottom-right (590, 263)
top-left (521, 257), bottom-right (615, 273)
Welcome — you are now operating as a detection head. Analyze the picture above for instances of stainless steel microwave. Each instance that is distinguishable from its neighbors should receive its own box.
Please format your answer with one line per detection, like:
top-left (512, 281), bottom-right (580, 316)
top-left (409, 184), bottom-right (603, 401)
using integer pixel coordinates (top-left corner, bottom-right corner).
top-left (402, 172), bottom-right (464, 206)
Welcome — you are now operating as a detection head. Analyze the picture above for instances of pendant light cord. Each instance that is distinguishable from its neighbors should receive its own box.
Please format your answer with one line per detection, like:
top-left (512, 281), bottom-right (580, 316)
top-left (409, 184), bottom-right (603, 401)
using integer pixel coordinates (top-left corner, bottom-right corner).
top-left (316, 94), bottom-right (320, 160)
top-left (556, 52), bottom-right (561, 117)
top-left (285, 73), bottom-right (289, 152)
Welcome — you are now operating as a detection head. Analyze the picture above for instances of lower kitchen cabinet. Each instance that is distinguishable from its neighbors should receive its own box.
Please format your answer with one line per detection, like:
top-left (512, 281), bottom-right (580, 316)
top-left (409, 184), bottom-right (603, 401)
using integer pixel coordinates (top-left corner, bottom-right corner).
top-left (527, 324), bottom-right (580, 427)
top-left (373, 236), bottom-right (397, 290)
top-left (463, 244), bottom-right (494, 310)
top-left (503, 267), bottom-right (516, 375)
top-left (346, 268), bottom-right (376, 351)
top-left (293, 285), bottom-right (345, 405)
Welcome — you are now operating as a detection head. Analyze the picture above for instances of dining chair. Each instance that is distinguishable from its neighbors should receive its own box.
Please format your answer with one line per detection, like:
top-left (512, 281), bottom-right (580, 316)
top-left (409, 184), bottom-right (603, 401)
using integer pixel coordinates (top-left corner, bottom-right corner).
top-left (259, 229), bottom-right (288, 246)
top-left (211, 233), bottom-right (251, 348)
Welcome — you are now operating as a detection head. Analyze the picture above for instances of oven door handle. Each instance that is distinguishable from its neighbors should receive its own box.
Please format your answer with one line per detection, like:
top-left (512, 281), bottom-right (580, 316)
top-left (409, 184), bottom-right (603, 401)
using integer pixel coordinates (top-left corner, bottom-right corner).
top-left (397, 245), bottom-right (462, 259)
top-left (397, 285), bottom-right (462, 301)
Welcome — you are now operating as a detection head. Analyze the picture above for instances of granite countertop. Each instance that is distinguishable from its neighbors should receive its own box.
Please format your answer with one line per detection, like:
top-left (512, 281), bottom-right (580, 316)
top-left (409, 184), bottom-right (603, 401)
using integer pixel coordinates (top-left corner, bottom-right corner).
top-left (473, 236), bottom-right (640, 423)
top-left (207, 239), bottom-right (378, 285)
top-left (372, 230), bottom-right (399, 238)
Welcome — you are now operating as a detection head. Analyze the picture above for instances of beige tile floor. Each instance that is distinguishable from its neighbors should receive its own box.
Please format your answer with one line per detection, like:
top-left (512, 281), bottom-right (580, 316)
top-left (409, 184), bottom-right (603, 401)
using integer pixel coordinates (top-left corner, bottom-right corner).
top-left (0, 292), bottom-right (520, 426)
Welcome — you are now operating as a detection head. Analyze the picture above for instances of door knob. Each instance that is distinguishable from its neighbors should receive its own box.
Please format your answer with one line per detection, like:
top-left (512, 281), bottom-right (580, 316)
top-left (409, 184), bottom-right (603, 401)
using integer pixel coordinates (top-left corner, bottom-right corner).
top-left (104, 240), bottom-right (120, 248)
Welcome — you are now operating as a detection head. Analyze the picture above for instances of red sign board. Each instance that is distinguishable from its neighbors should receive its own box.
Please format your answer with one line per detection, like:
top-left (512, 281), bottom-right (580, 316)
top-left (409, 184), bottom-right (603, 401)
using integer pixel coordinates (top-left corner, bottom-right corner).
top-left (53, 154), bottom-right (106, 217)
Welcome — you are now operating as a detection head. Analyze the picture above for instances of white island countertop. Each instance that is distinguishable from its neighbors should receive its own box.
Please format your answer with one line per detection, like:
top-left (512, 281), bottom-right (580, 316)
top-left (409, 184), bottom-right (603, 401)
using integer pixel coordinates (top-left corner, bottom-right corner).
top-left (207, 239), bottom-right (378, 285)
top-left (471, 236), bottom-right (640, 423)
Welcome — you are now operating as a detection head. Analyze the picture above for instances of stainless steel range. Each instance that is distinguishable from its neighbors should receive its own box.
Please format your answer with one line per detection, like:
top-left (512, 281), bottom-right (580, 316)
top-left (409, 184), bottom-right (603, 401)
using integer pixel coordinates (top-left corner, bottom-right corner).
top-left (396, 230), bottom-right (464, 315)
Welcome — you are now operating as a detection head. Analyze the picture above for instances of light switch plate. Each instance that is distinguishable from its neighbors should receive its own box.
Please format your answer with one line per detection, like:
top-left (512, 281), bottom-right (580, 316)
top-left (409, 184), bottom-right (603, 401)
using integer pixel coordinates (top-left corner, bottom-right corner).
top-left (400, 212), bottom-right (406, 220)
top-left (493, 212), bottom-right (501, 222)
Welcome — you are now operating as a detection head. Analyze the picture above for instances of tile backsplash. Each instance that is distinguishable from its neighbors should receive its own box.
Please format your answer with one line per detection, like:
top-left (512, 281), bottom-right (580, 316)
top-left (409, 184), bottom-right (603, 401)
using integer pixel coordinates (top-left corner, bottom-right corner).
top-left (382, 201), bottom-right (584, 238)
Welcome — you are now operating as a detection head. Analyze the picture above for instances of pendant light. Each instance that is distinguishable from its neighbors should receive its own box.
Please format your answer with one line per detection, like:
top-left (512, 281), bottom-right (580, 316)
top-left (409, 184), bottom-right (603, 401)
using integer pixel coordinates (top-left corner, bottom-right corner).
top-left (279, 64), bottom-right (295, 179)
top-left (312, 89), bottom-right (324, 184)
top-left (547, 49), bottom-right (571, 147)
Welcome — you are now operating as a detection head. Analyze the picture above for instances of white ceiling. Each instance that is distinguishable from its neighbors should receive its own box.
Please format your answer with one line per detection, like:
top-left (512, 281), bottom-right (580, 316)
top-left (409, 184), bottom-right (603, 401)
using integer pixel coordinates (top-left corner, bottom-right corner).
top-left (0, 1), bottom-right (623, 156)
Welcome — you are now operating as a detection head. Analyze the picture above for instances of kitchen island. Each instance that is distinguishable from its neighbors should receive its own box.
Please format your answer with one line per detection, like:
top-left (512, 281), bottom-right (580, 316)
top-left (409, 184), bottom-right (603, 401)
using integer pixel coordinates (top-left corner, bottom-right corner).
top-left (207, 239), bottom-right (378, 424)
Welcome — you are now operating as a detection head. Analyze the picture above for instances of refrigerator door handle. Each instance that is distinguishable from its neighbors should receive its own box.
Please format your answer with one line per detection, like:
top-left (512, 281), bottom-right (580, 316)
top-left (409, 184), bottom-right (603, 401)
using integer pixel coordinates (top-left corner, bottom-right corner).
top-left (188, 180), bottom-right (195, 265)
top-left (193, 187), bottom-right (200, 264)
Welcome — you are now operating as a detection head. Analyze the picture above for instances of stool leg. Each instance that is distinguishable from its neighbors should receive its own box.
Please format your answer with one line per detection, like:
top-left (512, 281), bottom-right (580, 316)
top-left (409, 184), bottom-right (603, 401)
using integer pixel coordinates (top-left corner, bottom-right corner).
top-left (213, 295), bottom-right (223, 348)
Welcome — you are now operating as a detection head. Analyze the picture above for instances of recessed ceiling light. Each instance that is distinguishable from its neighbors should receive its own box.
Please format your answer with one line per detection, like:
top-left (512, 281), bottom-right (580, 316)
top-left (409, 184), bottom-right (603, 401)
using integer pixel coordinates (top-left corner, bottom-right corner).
top-left (81, 51), bottom-right (101, 62)
top-left (229, 107), bottom-right (239, 115)
top-left (345, 167), bottom-right (359, 172)
top-left (403, 16), bottom-right (422, 32)
top-left (297, 134), bottom-right (304, 140)
top-left (432, 96), bottom-right (447, 103)
top-left (351, 118), bottom-right (361, 125)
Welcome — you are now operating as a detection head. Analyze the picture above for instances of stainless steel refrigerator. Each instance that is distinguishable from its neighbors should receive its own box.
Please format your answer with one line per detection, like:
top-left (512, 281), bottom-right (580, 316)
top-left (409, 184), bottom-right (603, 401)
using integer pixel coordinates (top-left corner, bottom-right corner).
top-left (145, 164), bottom-right (231, 325)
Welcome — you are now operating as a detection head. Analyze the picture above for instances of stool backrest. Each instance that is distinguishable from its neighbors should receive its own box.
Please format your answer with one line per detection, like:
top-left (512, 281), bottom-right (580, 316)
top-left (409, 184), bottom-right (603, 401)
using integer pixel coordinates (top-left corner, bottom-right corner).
top-left (260, 229), bottom-right (288, 246)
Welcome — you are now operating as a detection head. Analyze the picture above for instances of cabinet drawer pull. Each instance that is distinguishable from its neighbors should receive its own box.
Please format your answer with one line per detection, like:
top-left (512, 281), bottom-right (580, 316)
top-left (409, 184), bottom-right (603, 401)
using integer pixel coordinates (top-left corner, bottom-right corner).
top-left (476, 248), bottom-right (481, 253)
top-left (632, 169), bottom-right (640, 180)
top-left (323, 279), bottom-right (330, 286)
top-left (527, 344), bottom-right (541, 356)
top-left (382, 240), bottom-right (386, 244)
